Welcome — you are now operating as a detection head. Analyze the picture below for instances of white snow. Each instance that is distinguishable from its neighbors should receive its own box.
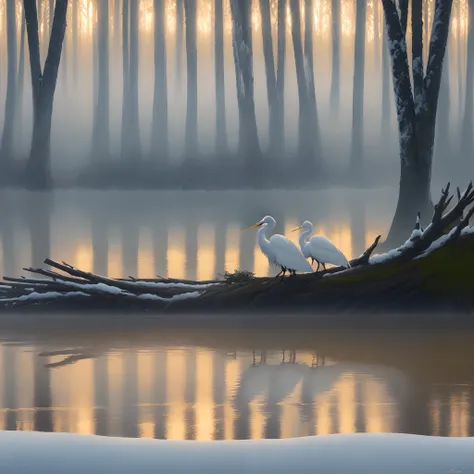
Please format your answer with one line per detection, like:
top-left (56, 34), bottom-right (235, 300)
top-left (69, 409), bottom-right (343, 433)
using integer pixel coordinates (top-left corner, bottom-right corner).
top-left (137, 291), bottom-right (202, 302)
top-left (0, 291), bottom-right (90, 304)
top-left (125, 280), bottom-right (219, 290)
top-left (0, 431), bottom-right (473, 474)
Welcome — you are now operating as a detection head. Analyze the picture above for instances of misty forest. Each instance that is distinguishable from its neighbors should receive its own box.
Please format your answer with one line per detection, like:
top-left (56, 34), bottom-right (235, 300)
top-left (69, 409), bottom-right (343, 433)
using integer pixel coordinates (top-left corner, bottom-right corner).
top-left (0, 0), bottom-right (471, 291)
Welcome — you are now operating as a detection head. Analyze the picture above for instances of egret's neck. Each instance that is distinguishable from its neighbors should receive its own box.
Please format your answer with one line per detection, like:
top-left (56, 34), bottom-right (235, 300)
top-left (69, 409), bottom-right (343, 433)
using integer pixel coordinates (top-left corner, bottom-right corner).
top-left (299, 227), bottom-right (312, 249)
top-left (258, 222), bottom-right (273, 254)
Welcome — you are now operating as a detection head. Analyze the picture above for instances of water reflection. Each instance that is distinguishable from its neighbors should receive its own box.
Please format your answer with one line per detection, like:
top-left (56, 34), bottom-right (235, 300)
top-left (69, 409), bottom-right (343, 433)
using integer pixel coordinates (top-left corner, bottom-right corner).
top-left (0, 188), bottom-right (395, 279)
top-left (0, 328), bottom-right (473, 439)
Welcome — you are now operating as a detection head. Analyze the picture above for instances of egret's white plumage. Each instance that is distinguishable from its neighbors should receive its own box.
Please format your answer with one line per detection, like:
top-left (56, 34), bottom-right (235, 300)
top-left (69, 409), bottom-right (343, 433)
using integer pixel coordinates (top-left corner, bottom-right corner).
top-left (245, 216), bottom-right (313, 276)
top-left (295, 221), bottom-right (350, 270)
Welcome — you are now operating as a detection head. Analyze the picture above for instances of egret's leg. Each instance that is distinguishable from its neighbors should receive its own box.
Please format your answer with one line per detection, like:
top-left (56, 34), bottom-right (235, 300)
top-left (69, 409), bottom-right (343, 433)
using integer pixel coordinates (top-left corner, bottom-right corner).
top-left (276, 269), bottom-right (283, 277)
top-left (280, 268), bottom-right (287, 281)
top-left (316, 261), bottom-right (320, 272)
top-left (322, 263), bottom-right (326, 271)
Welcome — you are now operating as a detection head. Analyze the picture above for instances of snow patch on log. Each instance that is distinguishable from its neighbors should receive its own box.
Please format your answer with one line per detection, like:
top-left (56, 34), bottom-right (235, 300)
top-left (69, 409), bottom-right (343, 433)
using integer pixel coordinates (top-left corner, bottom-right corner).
top-left (1, 291), bottom-right (90, 304)
top-left (137, 291), bottom-right (202, 302)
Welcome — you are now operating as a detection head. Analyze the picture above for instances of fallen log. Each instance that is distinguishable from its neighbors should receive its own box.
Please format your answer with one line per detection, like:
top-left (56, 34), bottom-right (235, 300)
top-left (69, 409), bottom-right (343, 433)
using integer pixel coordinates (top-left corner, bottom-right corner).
top-left (0, 183), bottom-right (473, 315)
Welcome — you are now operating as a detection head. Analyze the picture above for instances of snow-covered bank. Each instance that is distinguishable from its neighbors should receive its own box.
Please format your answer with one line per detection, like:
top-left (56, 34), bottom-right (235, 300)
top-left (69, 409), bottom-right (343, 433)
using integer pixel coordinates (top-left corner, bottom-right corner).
top-left (1, 432), bottom-right (473, 474)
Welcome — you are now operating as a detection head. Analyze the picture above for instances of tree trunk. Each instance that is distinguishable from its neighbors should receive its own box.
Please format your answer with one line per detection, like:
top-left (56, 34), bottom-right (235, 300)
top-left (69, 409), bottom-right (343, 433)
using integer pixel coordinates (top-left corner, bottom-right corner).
top-left (184, 0), bottom-right (198, 157)
top-left (215, 0), bottom-right (228, 155)
top-left (381, 18), bottom-right (391, 135)
top-left (151, 0), bottom-right (169, 159)
top-left (121, 0), bottom-right (130, 160)
top-left (23, 0), bottom-right (69, 189)
top-left (290, 0), bottom-right (314, 168)
top-left (92, 0), bottom-right (110, 161)
top-left (382, 0), bottom-right (453, 243)
top-left (276, 0), bottom-right (286, 152)
top-left (350, 0), bottom-right (366, 172)
top-left (127, 0), bottom-right (141, 159)
top-left (175, 0), bottom-right (184, 90)
top-left (49, 0), bottom-right (54, 31)
top-left (114, 0), bottom-right (121, 43)
top-left (304, 0), bottom-right (323, 168)
top-left (436, 43), bottom-right (451, 167)
top-left (461, 0), bottom-right (474, 164)
top-left (72, 0), bottom-right (78, 86)
top-left (15, 16), bottom-right (26, 142)
top-left (373, 0), bottom-right (380, 67)
top-left (330, 0), bottom-right (341, 111)
top-left (230, 0), bottom-right (262, 180)
top-left (259, 0), bottom-right (279, 155)
top-left (0, 0), bottom-right (17, 167)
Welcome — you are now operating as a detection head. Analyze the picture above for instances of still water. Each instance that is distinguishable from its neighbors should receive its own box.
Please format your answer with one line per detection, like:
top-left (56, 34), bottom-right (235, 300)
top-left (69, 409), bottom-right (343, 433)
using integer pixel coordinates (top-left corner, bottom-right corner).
top-left (0, 188), bottom-right (472, 440)
top-left (0, 325), bottom-right (473, 439)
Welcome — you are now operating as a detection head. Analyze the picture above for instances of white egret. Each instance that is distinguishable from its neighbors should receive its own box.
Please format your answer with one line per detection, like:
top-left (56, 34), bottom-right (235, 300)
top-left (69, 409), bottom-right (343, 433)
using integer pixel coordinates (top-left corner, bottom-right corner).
top-left (293, 221), bottom-right (350, 271)
top-left (244, 216), bottom-right (313, 278)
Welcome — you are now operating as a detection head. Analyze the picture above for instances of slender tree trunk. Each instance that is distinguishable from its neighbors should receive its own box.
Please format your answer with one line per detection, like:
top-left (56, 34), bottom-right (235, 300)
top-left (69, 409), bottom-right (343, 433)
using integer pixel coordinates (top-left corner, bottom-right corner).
top-left (290, 0), bottom-right (314, 167)
top-left (49, 0), bottom-right (54, 31)
top-left (382, 0), bottom-right (453, 243)
top-left (304, 0), bottom-right (323, 168)
top-left (121, 0), bottom-right (130, 159)
top-left (151, 0), bottom-right (169, 159)
top-left (72, 0), bottom-right (78, 86)
top-left (436, 42), bottom-right (451, 166)
top-left (92, 0), bottom-right (110, 160)
top-left (215, 0), bottom-right (228, 155)
top-left (350, 0), bottom-right (367, 172)
top-left (260, 0), bottom-right (279, 155)
top-left (330, 0), bottom-right (341, 111)
top-left (24, 0), bottom-right (69, 189)
top-left (114, 0), bottom-right (121, 43)
top-left (128, 0), bottom-right (141, 159)
top-left (457, 0), bottom-right (463, 123)
top-left (374, 0), bottom-right (380, 67)
top-left (15, 16), bottom-right (26, 143)
top-left (0, 0), bottom-right (18, 166)
top-left (176, 0), bottom-right (184, 89)
top-left (230, 0), bottom-right (262, 180)
top-left (184, 0), bottom-right (198, 157)
top-left (461, 0), bottom-right (474, 163)
top-left (382, 17), bottom-right (391, 135)
top-left (276, 0), bottom-right (286, 153)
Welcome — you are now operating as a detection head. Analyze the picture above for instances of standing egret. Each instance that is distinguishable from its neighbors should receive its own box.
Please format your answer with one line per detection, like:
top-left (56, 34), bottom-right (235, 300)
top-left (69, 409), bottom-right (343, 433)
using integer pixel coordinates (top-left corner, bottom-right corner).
top-left (293, 221), bottom-right (350, 271)
top-left (244, 216), bottom-right (313, 278)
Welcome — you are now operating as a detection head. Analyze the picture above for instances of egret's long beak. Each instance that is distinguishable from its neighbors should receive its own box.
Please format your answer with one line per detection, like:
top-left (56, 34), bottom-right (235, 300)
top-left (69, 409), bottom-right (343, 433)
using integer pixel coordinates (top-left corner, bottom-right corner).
top-left (292, 226), bottom-right (304, 232)
top-left (243, 222), bottom-right (262, 232)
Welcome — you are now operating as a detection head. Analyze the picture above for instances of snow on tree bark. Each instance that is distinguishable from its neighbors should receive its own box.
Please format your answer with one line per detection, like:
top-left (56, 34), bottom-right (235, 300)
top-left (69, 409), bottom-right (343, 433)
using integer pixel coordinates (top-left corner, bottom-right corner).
top-left (382, 0), bottom-right (454, 244)
top-left (151, 0), bottom-right (169, 159)
top-left (23, 0), bottom-right (69, 190)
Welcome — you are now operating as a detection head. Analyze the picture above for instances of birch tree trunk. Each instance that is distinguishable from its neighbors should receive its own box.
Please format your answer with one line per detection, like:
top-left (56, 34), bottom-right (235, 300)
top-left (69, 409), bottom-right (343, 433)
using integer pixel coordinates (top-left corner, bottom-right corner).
top-left (381, 18), bottom-right (392, 136)
top-left (23, 0), bottom-right (69, 189)
top-left (0, 0), bottom-right (18, 167)
top-left (151, 0), bottom-right (169, 159)
top-left (230, 0), bottom-right (262, 181)
top-left (72, 0), bottom-right (78, 86)
top-left (184, 0), bottom-right (198, 157)
top-left (15, 16), bottom-right (26, 143)
top-left (214, 0), bottom-right (228, 155)
top-left (92, 0), bottom-right (110, 161)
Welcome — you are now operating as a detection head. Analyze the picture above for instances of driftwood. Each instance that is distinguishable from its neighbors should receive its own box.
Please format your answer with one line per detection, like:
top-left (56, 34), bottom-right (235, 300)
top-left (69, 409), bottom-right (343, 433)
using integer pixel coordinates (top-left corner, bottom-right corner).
top-left (1, 183), bottom-right (474, 314)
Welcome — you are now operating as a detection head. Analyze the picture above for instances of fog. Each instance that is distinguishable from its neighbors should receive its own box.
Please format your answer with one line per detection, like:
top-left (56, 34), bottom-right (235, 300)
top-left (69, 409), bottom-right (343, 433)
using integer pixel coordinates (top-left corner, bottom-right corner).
top-left (0, 0), bottom-right (470, 187)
